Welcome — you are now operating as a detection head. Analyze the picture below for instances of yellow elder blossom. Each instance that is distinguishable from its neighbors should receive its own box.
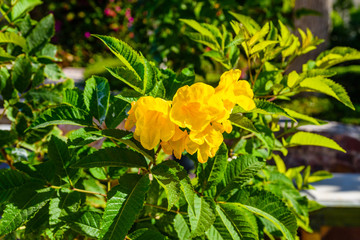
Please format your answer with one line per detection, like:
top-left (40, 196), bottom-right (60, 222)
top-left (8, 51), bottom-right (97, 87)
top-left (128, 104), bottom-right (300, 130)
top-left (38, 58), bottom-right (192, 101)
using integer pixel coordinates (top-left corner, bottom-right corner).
top-left (125, 96), bottom-right (176, 150)
top-left (161, 127), bottom-right (188, 159)
top-left (215, 69), bottom-right (256, 111)
top-left (186, 125), bottom-right (223, 163)
top-left (170, 83), bottom-right (228, 132)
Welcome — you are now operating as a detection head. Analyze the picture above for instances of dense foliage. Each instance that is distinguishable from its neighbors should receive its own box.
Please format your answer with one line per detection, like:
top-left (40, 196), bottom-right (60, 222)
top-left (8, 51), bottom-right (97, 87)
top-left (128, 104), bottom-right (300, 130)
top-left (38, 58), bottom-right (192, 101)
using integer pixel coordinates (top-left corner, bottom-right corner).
top-left (0, 0), bottom-right (359, 239)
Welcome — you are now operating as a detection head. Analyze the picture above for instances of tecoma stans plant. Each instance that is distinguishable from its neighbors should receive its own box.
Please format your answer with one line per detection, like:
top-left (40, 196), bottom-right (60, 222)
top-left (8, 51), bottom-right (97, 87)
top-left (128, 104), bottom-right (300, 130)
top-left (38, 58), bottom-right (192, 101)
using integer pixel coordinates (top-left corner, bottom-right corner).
top-left (0, 2), bottom-right (358, 239)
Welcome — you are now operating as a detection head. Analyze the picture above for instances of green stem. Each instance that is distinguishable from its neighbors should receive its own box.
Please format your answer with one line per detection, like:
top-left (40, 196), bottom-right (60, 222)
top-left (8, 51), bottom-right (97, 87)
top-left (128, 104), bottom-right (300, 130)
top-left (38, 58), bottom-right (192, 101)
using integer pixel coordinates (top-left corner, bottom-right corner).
top-left (49, 185), bottom-right (107, 197)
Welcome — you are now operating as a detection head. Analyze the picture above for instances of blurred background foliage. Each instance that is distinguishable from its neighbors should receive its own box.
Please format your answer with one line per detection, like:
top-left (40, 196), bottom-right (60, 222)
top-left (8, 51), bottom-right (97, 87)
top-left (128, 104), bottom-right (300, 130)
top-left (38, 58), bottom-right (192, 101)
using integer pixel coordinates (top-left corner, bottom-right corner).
top-left (30, 0), bottom-right (359, 124)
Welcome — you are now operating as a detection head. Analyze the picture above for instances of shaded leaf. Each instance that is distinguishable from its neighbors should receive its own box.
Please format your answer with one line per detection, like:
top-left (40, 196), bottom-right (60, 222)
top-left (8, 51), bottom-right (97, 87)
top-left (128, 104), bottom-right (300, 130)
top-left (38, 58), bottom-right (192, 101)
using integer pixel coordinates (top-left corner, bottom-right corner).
top-left (61, 211), bottom-right (102, 238)
top-left (0, 169), bottom-right (28, 203)
top-left (189, 196), bottom-right (216, 238)
top-left (100, 174), bottom-right (150, 240)
top-left (71, 147), bottom-right (147, 168)
top-left (12, 55), bottom-right (32, 92)
top-left (84, 76), bottom-right (110, 124)
top-left (128, 228), bottom-right (167, 240)
top-left (26, 14), bottom-right (55, 54)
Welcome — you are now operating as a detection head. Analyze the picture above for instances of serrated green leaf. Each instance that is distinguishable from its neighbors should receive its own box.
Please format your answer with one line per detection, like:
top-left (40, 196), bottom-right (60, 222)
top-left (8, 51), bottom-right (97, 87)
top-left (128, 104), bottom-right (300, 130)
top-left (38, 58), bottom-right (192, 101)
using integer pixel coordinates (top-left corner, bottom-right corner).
top-left (198, 143), bottom-right (228, 191)
top-left (254, 99), bottom-right (294, 120)
top-left (0, 47), bottom-right (15, 61)
top-left (63, 88), bottom-right (86, 109)
top-left (229, 114), bottom-right (258, 133)
top-left (100, 174), bottom-right (150, 240)
top-left (61, 211), bottom-right (102, 238)
top-left (180, 19), bottom-right (220, 50)
top-left (286, 131), bottom-right (346, 152)
top-left (105, 96), bottom-right (129, 129)
top-left (100, 129), bottom-right (154, 161)
top-left (9, 0), bottom-right (42, 21)
top-left (249, 22), bottom-right (270, 46)
top-left (128, 228), bottom-right (167, 240)
top-left (24, 87), bottom-right (62, 104)
top-left (44, 63), bottom-right (65, 80)
top-left (189, 196), bottom-right (216, 238)
top-left (250, 40), bottom-right (278, 54)
top-left (308, 170), bottom-right (333, 183)
top-left (299, 77), bottom-right (354, 110)
top-left (284, 108), bottom-right (325, 125)
top-left (0, 169), bottom-right (28, 203)
top-left (26, 14), bottom-right (54, 54)
top-left (152, 160), bottom-right (182, 210)
top-left (94, 35), bottom-right (145, 88)
top-left (67, 127), bottom-right (102, 147)
top-left (316, 47), bottom-right (360, 68)
top-left (0, 181), bottom-right (54, 236)
top-left (217, 155), bottom-right (265, 197)
top-left (30, 104), bottom-right (93, 129)
top-left (0, 31), bottom-right (26, 49)
top-left (174, 214), bottom-right (191, 240)
top-left (0, 130), bottom-right (17, 148)
top-left (32, 65), bottom-right (45, 87)
top-left (229, 187), bottom-right (297, 239)
top-left (107, 66), bottom-right (143, 93)
top-left (228, 12), bottom-right (260, 35)
top-left (84, 76), bottom-right (110, 124)
top-left (213, 203), bottom-right (258, 240)
top-left (71, 147), bottom-right (147, 168)
top-left (115, 89), bottom-right (142, 103)
top-left (48, 135), bottom-right (72, 180)
top-left (12, 55), bottom-right (32, 92)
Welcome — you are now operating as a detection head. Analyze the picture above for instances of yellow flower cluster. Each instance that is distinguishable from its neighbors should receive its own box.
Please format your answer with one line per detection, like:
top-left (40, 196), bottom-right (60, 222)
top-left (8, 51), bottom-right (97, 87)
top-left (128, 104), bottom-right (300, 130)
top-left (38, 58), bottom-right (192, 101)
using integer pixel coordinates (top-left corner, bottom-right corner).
top-left (124, 69), bottom-right (255, 163)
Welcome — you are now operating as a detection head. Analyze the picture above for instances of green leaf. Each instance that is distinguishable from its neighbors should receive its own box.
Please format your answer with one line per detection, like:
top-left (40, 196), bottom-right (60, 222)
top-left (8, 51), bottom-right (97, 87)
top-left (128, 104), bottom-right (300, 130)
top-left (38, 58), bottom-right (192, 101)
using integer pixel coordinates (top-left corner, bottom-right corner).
top-left (299, 77), bottom-right (354, 110)
top-left (67, 127), bottom-right (102, 147)
top-left (48, 135), bottom-right (72, 179)
top-left (9, 0), bottom-right (42, 21)
top-left (93, 35), bottom-right (146, 86)
top-left (100, 174), bottom-right (150, 240)
top-left (0, 47), bottom-right (15, 62)
top-left (30, 104), bottom-right (93, 129)
top-left (174, 214), bottom-right (191, 240)
top-left (0, 31), bottom-right (26, 49)
top-left (229, 114), bottom-right (258, 133)
top-left (0, 169), bottom-right (28, 203)
top-left (180, 19), bottom-right (220, 50)
top-left (212, 204), bottom-right (258, 240)
top-left (286, 131), bottom-right (346, 152)
top-left (128, 228), bottom-right (167, 240)
top-left (116, 89), bottom-right (142, 103)
top-left (253, 99), bottom-right (294, 120)
top-left (284, 108), bottom-right (325, 125)
top-left (84, 76), bottom-right (110, 124)
top-left (250, 40), bottom-right (278, 54)
top-left (228, 12), bottom-right (260, 35)
top-left (0, 130), bottom-right (17, 148)
top-left (100, 129), bottom-right (154, 161)
top-left (44, 63), bottom-right (65, 80)
top-left (107, 66), bottom-right (143, 93)
top-left (32, 65), bottom-right (45, 87)
top-left (71, 147), bottom-right (147, 168)
top-left (249, 22), bottom-right (270, 46)
top-left (189, 196), bottom-right (216, 238)
top-left (198, 143), bottom-right (228, 191)
top-left (24, 87), bottom-right (62, 104)
top-left (63, 88), bottom-right (86, 109)
top-left (105, 96), bottom-right (129, 129)
top-left (152, 160), bottom-right (183, 210)
top-left (162, 68), bottom-right (195, 100)
top-left (218, 155), bottom-right (265, 197)
top-left (61, 211), bottom-right (102, 238)
top-left (308, 170), bottom-right (333, 183)
top-left (229, 187), bottom-right (297, 239)
top-left (316, 47), bottom-right (360, 69)
top-left (26, 14), bottom-right (55, 54)
top-left (0, 181), bottom-right (54, 236)
top-left (12, 55), bottom-right (32, 92)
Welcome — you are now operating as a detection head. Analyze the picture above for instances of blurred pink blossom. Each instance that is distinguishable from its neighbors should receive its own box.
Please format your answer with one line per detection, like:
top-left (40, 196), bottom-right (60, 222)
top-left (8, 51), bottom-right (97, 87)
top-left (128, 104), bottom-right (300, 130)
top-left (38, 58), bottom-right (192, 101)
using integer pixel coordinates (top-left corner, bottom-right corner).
top-left (128, 17), bottom-right (134, 23)
top-left (84, 32), bottom-right (91, 38)
top-left (115, 6), bottom-right (121, 12)
top-left (125, 8), bottom-right (131, 18)
top-left (104, 8), bottom-right (116, 17)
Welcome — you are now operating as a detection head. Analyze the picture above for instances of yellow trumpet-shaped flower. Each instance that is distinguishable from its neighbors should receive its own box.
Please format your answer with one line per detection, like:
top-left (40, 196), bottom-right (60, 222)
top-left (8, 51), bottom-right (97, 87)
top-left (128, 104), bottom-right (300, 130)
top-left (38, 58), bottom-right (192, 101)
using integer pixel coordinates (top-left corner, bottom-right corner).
top-left (215, 69), bottom-right (256, 111)
top-left (125, 96), bottom-right (176, 150)
top-left (161, 127), bottom-right (188, 159)
top-left (170, 83), bottom-right (228, 132)
top-left (186, 125), bottom-right (223, 163)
